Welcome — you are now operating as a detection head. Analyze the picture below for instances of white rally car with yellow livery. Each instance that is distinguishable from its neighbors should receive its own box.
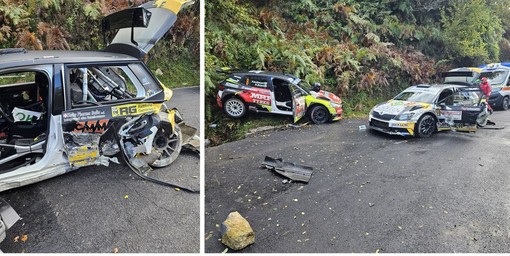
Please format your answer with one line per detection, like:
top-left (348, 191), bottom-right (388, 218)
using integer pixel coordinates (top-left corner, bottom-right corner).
top-left (369, 84), bottom-right (483, 138)
top-left (0, 0), bottom-right (198, 192)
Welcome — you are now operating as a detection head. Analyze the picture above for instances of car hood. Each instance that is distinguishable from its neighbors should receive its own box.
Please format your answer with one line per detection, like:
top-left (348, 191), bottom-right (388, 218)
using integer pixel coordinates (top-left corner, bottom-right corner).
top-left (372, 100), bottom-right (431, 115)
top-left (314, 90), bottom-right (342, 104)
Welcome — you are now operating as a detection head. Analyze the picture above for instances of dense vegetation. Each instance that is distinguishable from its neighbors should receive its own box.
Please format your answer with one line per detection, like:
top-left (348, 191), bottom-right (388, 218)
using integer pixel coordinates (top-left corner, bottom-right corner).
top-left (0, 0), bottom-right (199, 87)
top-left (205, 0), bottom-right (510, 144)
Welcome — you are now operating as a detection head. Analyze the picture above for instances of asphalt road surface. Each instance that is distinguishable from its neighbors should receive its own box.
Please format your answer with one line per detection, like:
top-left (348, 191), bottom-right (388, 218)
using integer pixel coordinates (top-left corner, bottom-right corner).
top-left (205, 110), bottom-right (510, 253)
top-left (0, 86), bottom-right (200, 253)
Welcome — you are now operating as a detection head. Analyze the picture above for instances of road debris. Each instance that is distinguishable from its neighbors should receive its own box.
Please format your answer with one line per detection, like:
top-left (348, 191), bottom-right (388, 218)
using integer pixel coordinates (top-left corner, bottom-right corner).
top-left (220, 211), bottom-right (255, 250)
top-left (113, 247), bottom-right (119, 253)
top-left (262, 156), bottom-right (314, 183)
top-left (287, 122), bottom-right (310, 128)
top-left (359, 125), bottom-right (366, 130)
top-left (181, 124), bottom-right (200, 154)
top-left (21, 234), bottom-right (28, 242)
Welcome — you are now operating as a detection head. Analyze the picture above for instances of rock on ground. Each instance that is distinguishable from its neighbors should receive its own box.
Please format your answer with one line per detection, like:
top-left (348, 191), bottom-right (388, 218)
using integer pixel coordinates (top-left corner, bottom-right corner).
top-left (220, 211), bottom-right (255, 250)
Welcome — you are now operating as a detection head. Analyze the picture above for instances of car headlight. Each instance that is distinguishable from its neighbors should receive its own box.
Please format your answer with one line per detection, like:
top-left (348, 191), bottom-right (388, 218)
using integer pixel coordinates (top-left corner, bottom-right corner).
top-left (492, 87), bottom-right (501, 92)
top-left (395, 112), bottom-right (415, 121)
top-left (329, 102), bottom-right (342, 108)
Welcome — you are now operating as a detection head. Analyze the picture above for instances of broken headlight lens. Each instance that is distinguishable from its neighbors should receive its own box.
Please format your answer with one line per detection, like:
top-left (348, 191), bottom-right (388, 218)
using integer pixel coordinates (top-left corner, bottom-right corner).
top-left (395, 112), bottom-right (415, 121)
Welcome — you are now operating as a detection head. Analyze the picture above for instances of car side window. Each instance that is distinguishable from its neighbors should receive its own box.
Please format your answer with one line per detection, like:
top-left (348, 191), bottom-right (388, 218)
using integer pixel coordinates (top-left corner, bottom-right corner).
top-left (453, 91), bottom-right (480, 107)
top-left (66, 65), bottom-right (146, 107)
top-left (0, 71), bottom-right (49, 122)
top-left (246, 76), bottom-right (268, 88)
top-left (437, 89), bottom-right (454, 105)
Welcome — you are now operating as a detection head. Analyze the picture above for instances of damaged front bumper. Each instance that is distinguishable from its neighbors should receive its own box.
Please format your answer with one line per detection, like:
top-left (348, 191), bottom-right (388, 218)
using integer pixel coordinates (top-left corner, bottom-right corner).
top-left (368, 117), bottom-right (415, 136)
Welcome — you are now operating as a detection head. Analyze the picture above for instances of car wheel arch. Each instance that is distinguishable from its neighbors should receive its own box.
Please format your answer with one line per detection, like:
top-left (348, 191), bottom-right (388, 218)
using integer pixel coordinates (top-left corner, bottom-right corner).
top-left (307, 103), bottom-right (331, 124)
top-left (414, 112), bottom-right (438, 137)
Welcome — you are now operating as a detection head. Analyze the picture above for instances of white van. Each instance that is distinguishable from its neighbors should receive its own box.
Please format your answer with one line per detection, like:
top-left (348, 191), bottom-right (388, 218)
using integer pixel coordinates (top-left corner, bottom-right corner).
top-left (479, 63), bottom-right (510, 110)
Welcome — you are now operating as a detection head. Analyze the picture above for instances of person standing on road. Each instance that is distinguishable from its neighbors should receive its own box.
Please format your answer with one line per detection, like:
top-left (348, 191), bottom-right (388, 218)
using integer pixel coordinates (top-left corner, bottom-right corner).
top-left (480, 77), bottom-right (493, 113)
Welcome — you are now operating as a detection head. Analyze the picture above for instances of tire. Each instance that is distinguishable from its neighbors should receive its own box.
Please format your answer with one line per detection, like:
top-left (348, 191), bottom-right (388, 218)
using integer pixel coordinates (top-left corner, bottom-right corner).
top-left (415, 114), bottom-right (436, 138)
top-left (502, 96), bottom-right (509, 110)
top-left (309, 105), bottom-right (329, 124)
top-left (223, 97), bottom-right (246, 118)
top-left (149, 125), bottom-right (182, 168)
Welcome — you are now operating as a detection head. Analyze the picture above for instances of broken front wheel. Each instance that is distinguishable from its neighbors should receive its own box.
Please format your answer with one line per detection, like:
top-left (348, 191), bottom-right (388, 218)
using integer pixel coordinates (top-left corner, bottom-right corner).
top-left (148, 125), bottom-right (183, 168)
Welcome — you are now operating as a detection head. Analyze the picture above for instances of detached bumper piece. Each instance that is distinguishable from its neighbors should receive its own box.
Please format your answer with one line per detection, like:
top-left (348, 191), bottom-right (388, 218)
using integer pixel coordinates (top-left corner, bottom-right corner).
top-left (180, 123), bottom-right (200, 154)
top-left (262, 156), bottom-right (313, 183)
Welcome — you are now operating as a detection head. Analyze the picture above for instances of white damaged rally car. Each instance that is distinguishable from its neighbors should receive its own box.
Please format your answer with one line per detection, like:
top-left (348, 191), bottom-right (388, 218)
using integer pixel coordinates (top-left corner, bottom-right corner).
top-left (369, 83), bottom-right (485, 138)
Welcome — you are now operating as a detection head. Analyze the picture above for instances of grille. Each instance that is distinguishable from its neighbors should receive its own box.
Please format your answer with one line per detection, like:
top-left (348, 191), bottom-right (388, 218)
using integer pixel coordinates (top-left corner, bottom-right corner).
top-left (370, 119), bottom-right (389, 129)
top-left (372, 112), bottom-right (396, 121)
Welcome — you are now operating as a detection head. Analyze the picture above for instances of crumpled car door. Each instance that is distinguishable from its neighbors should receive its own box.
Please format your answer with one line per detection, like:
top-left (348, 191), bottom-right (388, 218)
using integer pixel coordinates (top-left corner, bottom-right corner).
top-left (102, 0), bottom-right (194, 59)
top-left (290, 84), bottom-right (306, 123)
top-left (437, 87), bottom-right (482, 132)
top-left (61, 103), bottom-right (160, 169)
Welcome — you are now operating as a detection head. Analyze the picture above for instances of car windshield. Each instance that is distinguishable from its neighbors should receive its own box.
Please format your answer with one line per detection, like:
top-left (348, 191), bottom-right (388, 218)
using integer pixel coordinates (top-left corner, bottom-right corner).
top-left (393, 90), bottom-right (437, 103)
top-left (297, 81), bottom-right (312, 93)
top-left (480, 70), bottom-right (508, 85)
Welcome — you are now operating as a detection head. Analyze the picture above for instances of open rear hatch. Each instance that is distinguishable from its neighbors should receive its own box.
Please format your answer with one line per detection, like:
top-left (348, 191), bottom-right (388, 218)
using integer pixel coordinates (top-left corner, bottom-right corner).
top-left (101, 0), bottom-right (194, 59)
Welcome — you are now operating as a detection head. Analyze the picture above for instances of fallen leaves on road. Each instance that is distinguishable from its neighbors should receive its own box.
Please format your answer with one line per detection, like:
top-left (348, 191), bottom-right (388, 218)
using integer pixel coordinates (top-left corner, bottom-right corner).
top-left (13, 236), bottom-right (19, 242)
top-left (21, 234), bottom-right (28, 242)
top-left (113, 247), bottom-right (119, 253)
top-left (124, 195), bottom-right (129, 199)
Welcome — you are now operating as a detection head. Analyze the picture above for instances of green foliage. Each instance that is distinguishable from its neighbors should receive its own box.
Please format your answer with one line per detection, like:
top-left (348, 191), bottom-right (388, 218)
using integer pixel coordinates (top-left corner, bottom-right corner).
top-left (0, 0), bottom-right (198, 87)
top-left (84, 2), bottom-right (102, 20)
top-left (441, 0), bottom-right (504, 65)
top-left (206, 0), bottom-right (510, 144)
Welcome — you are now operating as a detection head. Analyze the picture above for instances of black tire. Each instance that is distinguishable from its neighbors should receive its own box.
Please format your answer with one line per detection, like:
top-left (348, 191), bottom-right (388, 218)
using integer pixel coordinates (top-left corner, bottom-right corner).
top-left (223, 97), bottom-right (246, 118)
top-left (502, 96), bottom-right (509, 110)
top-left (415, 114), bottom-right (436, 138)
top-left (309, 105), bottom-right (329, 124)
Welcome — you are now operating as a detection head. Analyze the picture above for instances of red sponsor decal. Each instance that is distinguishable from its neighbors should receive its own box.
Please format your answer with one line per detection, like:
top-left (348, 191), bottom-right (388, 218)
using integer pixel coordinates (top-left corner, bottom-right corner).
top-left (73, 119), bottom-right (109, 133)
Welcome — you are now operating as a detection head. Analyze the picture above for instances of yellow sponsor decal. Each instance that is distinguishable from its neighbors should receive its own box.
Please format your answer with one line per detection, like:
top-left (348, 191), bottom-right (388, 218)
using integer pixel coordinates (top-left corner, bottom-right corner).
top-left (69, 146), bottom-right (99, 163)
top-left (387, 100), bottom-right (430, 108)
top-left (168, 109), bottom-right (176, 127)
top-left (111, 103), bottom-right (161, 117)
top-left (389, 122), bottom-right (414, 129)
top-left (261, 104), bottom-right (271, 111)
top-left (155, 0), bottom-right (192, 14)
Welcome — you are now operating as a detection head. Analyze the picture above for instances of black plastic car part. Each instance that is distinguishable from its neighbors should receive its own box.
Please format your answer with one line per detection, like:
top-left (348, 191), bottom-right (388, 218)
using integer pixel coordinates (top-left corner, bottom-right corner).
top-left (0, 48), bottom-right (27, 55)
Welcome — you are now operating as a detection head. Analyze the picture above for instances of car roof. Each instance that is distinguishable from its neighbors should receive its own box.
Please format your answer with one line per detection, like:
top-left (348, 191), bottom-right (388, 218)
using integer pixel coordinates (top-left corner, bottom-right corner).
top-left (0, 50), bottom-right (138, 69)
top-left (232, 70), bottom-right (299, 81)
top-left (448, 67), bottom-right (482, 73)
top-left (406, 83), bottom-right (467, 92)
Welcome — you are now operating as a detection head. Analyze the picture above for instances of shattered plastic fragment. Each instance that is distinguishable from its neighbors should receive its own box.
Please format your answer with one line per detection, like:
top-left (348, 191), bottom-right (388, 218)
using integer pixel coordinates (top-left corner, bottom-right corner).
top-left (262, 156), bottom-right (313, 182)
